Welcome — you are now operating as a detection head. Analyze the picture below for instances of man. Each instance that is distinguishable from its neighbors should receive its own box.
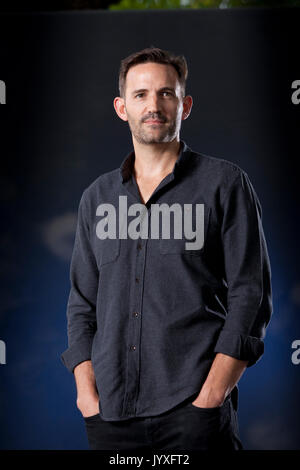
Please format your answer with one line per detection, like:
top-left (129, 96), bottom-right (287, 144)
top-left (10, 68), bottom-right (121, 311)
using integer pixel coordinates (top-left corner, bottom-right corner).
top-left (61, 47), bottom-right (273, 451)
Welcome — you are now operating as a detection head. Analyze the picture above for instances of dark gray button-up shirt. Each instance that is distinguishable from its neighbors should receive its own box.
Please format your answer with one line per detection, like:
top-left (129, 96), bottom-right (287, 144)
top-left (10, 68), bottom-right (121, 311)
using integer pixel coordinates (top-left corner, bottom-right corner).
top-left (61, 140), bottom-right (273, 421)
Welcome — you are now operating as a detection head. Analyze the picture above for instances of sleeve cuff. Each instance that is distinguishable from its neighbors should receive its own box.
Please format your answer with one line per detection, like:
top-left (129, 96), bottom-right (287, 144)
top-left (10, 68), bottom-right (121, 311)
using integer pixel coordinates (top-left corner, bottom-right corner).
top-left (60, 338), bottom-right (93, 373)
top-left (213, 329), bottom-right (264, 368)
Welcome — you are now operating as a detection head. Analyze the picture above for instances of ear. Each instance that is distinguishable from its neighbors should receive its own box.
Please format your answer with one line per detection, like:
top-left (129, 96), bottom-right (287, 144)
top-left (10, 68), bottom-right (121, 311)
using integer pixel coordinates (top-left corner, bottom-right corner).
top-left (181, 95), bottom-right (193, 120)
top-left (113, 96), bottom-right (128, 122)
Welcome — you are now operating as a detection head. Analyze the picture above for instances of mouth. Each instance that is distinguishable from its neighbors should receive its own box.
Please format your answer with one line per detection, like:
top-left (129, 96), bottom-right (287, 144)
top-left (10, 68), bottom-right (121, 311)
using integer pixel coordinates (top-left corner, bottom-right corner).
top-left (144, 120), bottom-right (165, 124)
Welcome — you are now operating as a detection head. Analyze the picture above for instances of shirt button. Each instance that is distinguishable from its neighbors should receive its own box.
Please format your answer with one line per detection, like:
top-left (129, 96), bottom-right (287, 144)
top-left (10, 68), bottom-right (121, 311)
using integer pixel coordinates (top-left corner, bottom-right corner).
top-left (133, 311), bottom-right (139, 317)
top-left (137, 243), bottom-right (142, 250)
top-left (135, 277), bottom-right (139, 283)
top-left (130, 345), bottom-right (136, 351)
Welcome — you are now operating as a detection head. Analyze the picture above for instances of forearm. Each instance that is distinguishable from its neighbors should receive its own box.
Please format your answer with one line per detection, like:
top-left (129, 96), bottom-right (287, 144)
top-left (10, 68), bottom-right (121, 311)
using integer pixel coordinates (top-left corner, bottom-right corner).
top-left (74, 360), bottom-right (98, 402)
top-left (196, 353), bottom-right (248, 407)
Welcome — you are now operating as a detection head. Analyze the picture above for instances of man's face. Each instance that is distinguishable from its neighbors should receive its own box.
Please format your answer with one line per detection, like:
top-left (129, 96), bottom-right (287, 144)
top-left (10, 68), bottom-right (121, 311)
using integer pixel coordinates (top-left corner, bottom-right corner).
top-left (122, 62), bottom-right (185, 144)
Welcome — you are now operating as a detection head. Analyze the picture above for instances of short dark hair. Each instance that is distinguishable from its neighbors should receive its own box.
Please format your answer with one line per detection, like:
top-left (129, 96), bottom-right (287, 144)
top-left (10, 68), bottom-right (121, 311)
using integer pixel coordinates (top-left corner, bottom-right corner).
top-left (118, 46), bottom-right (188, 99)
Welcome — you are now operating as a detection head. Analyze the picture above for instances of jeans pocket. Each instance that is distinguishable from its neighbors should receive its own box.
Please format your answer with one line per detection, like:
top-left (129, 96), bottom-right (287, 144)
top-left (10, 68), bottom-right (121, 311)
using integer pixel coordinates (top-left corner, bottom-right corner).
top-left (187, 402), bottom-right (224, 414)
top-left (180, 398), bottom-right (230, 450)
top-left (186, 394), bottom-right (230, 414)
top-left (83, 413), bottom-right (101, 423)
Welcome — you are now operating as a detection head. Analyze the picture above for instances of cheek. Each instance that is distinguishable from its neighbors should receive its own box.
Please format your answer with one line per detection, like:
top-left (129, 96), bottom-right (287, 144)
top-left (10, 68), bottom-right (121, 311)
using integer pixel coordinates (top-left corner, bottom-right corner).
top-left (168, 108), bottom-right (182, 123)
top-left (124, 109), bottom-right (137, 123)
top-left (127, 105), bottom-right (144, 120)
top-left (169, 102), bottom-right (182, 115)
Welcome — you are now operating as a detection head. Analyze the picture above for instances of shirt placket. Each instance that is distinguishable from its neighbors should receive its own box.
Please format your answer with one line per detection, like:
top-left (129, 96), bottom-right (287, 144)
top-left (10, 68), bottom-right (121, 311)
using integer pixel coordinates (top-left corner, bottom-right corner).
top-left (121, 172), bottom-right (175, 417)
top-left (122, 208), bottom-right (149, 416)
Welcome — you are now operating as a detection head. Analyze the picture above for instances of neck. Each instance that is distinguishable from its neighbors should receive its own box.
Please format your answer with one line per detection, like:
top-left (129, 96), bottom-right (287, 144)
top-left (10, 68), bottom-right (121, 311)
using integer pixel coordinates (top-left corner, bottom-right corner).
top-left (132, 138), bottom-right (181, 180)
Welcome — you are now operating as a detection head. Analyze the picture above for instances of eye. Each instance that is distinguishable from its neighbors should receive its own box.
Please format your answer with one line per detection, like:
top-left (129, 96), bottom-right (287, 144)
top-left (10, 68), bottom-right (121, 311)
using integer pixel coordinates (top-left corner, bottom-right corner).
top-left (135, 93), bottom-right (144, 98)
top-left (161, 91), bottom-right (173, 97)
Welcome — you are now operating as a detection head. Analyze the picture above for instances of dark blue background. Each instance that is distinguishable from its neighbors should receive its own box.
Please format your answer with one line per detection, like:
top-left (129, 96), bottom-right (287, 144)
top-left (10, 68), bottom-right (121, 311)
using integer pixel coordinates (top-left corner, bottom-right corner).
top-left (0, 8), bottom-right (299, 449)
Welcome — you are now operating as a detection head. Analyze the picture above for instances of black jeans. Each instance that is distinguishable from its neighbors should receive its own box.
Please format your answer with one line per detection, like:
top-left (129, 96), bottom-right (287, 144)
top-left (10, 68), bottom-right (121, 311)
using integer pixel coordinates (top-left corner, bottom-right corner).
top-left (83, 392), bottom-right (243, 451)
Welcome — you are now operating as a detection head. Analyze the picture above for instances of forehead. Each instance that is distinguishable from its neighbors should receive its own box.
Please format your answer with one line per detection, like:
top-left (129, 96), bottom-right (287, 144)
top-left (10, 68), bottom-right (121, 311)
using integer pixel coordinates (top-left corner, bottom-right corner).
top-left (125, 62), bottom-right (180, 90)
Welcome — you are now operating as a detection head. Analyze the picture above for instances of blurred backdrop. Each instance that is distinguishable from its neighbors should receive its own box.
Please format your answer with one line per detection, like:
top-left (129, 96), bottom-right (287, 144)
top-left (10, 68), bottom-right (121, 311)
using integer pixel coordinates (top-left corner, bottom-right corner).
top-left (0, 7), bottom-right (300, 449)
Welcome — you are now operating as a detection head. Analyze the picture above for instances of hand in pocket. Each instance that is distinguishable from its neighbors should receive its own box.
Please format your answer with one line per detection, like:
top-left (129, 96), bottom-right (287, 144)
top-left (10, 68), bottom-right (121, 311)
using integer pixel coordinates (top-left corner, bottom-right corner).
top-left (77, 394), bottom-right (100, 418)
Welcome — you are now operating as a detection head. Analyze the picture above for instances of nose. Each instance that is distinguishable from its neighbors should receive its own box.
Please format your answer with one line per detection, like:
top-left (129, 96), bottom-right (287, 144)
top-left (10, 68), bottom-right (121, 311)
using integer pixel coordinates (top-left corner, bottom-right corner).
top-left (147, 93), bottom-right (161, 114)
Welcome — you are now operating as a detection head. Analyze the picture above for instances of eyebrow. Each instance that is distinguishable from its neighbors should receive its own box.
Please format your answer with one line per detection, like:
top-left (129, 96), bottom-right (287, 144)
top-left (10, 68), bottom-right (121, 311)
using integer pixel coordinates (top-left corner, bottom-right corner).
top-left (131, 87), bottom-right (176, 96)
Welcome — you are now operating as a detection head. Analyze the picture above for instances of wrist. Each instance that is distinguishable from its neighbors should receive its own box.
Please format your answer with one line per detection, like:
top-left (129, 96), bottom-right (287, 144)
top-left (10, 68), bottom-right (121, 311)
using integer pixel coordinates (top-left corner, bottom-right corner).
top-left (76, 393), bottom-right (100, 418)
top-left (77, 389), bottom-right (98, 403)
top-left (76, 392), bottom-right (99, 413)
top-left (196, 386), bottom-right (226, 408)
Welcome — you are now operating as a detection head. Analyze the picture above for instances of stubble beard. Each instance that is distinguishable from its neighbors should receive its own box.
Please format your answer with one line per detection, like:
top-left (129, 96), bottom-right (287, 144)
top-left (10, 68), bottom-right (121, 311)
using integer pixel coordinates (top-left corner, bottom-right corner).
top-left (127, 114), bottom-right (180, 145)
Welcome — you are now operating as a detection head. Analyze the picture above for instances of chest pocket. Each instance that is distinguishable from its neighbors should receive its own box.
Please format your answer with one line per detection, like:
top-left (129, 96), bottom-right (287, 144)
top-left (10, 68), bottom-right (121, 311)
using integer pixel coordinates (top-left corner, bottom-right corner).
top-left (94, 214), bottom-right (121, 267)
top-left (98, 238), bottom-right (120, 267)
top-left (159, 205), bottom-right (211, 256)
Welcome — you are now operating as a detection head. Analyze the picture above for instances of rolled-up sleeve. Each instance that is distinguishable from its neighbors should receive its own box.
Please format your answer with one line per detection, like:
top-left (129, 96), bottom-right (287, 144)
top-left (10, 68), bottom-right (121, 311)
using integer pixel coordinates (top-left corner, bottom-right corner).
top-left (60, 190), bottom-right (98, 373)
top-left (214, 170), bottom-right (273, 367)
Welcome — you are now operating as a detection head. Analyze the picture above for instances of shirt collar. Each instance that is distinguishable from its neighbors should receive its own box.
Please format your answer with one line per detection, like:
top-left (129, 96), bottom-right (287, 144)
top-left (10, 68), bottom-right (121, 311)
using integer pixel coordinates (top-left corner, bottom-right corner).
top-left (119, 139), bottom-right (192, 183)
